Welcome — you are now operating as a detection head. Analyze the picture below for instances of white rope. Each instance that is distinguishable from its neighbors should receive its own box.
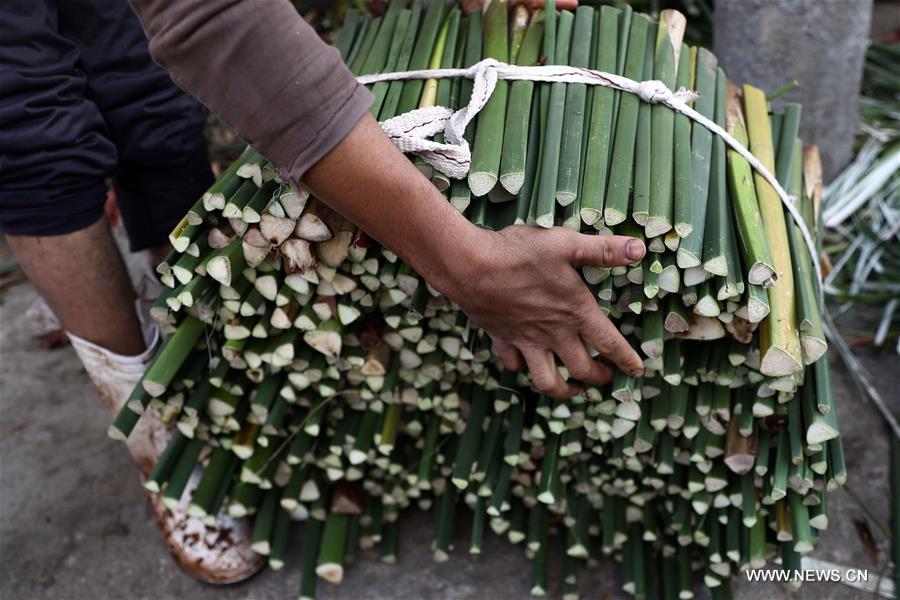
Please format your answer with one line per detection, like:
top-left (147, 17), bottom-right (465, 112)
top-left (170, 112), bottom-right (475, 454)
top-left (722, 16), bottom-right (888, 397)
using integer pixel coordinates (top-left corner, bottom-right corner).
top-left (358, 58), bottom-right (824, 293)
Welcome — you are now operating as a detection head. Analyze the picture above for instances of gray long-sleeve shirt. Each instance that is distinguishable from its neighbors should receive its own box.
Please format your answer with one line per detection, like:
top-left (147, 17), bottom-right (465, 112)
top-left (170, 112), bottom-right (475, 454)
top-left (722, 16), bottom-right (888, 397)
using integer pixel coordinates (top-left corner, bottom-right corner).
top-left (129, 0), bottom-right (374, 182)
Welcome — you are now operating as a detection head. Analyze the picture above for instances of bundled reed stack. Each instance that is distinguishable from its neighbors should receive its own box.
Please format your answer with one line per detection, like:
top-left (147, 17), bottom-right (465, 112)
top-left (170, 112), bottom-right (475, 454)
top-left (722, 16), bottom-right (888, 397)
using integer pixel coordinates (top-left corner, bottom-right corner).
top-left (114, 1), bottom-right (841, 597)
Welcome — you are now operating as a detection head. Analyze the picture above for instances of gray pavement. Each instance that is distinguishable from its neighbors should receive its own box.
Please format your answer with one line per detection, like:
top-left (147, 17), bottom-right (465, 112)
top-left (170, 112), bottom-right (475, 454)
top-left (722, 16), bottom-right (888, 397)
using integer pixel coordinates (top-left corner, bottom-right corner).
top-left (1, 264), bottom-right (897, 599)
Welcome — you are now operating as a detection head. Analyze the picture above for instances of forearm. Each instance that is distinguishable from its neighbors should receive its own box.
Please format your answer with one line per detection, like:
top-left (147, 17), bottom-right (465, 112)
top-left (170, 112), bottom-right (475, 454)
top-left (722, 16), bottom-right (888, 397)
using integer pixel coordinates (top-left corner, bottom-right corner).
top-left (302, 113), bottom-right (480, 293)
top-left (127, 0), bottom-right (473, 292)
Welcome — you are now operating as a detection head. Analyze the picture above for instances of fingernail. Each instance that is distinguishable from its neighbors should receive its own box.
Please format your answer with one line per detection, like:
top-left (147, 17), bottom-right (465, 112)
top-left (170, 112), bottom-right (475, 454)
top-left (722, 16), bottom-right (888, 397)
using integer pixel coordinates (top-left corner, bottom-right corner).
top-left (630, 366), bottom-right (645, 378)
top-left (626, 239), bottom-right (646, 262)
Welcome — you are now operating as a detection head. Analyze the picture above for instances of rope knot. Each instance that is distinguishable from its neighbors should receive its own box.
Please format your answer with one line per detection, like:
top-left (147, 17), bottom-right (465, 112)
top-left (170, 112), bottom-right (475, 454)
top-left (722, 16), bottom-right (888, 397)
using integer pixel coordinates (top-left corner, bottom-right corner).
top-left (636, 80), bottom-right (673, 103)
top-left (466, 57), bottom-right (504, 78)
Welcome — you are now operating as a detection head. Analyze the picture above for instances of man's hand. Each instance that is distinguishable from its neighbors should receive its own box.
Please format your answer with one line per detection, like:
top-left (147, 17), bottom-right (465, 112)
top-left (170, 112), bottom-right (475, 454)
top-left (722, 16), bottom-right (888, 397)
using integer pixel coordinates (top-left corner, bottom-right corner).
top-left (304, 113), bottom-right (644, 400)
top-left (435, 225), bottom-right (645, 400)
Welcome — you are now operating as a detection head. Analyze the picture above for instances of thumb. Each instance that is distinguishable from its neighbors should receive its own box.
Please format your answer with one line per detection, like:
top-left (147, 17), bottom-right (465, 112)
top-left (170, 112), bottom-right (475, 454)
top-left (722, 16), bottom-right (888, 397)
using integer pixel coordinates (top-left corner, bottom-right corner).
top-left (567, 233), bottom-right (646, 268)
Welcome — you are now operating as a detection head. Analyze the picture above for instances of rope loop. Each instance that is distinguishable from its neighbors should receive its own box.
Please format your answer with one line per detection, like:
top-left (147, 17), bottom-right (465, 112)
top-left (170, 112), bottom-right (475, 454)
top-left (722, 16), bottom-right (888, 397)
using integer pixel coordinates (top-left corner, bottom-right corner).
top-left (357, 60), bottom-right (824, 296)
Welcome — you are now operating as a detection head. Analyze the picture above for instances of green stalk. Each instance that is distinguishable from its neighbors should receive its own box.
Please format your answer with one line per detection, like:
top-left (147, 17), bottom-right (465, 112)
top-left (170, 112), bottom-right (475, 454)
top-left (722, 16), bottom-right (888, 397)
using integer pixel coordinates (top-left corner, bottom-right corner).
top-left (251, 488), bottom-right (279, 555)
top-left (161, 438), bottom-right (205, 510)
top-left (555, 6), bottom-right (594, 207)
top-left (579, 6), bottom-right (620, 225)
top-left (228, 482), bottom-right (261, 518)
top-left (744, 85), bottom-right (803, 377)
top-left (142, 316), bottom-right (204, 397)
top-left (348, 17), bottom-right (382, 75)
top-left (676, 48), bottom-right (717, 267)
top-left (534, 9), bottom-right (574, 227)
top-left (467, 0), bottom-right (509, 197)
top-left (206, 237), bottom-right (246, 287)
top-left (433, 482), bottom-right (457, 561)
top-left (358, 0), bottom-right (404, 76)
top-left (200, 147), bottom-right (264, 214)
top-left (430, 7), bottom-right (463, 191)
top-left (701, 73), bottom-right (728, 277)
top-left (334, 9), bottom-right (361, 60)
top-left (784, 135), bottom-right (826, 364)
top-left (418, 8), bottom-right (456, 109)
top-left (269, 505), bottom-right (291, 570)
top-left (725, 80), bottom-right (776, 286)
top-left (395, 0), bottom-right (446, 115)
top-left (108, 383), bottom-right (150, 440)
top-left (499, 15), bottom-right (545, 194)
top-left (525, 0), bottom-right (556, 224)
top-left (377, 0), bottom-right (423, 120)
top-left (470, 497), bottom-right (488, 553)
top-left (514, 93), bottom-right (543, 224)
top-left (509, 5), bottom-right (529, 63)
top-left (645, 10), bottom-right (685, 237)
top-left (630, 23), bottom-right (656, 227)
top-left (537, 432), bottom-right (560, 504)
top-left (344, 15), bottom-right (373, 69)
top-left (144, 431), bottom-right (188, 493)
top-left (369, 10), bottom-right (412, 116)
top-left (451, 387), bottom-right (489, 489)
top-left (449, 11), bottom-right (483, 212)
top-left (316, 512), bottom-right (350, 584)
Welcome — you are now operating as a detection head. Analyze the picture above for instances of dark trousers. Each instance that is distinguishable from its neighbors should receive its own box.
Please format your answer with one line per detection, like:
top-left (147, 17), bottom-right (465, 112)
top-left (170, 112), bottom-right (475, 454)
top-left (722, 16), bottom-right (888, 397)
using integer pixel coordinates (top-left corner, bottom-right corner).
top-left (0, 0), bottom-right (213, 251)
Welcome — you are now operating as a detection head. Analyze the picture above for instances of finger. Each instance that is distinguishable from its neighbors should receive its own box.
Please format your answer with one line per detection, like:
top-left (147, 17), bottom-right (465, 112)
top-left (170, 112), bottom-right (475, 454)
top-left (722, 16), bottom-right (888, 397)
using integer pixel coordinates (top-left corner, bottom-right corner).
top-left (519, 346), bottom-right (580, 400)
top-left (561, 232), bottom-right (646, 268)
top-left (492, 337), bottom-right (525, 372)
top-left (580, 308), bottom-right (645, 377)
top-left (554, 335), bottom-right (614, 386)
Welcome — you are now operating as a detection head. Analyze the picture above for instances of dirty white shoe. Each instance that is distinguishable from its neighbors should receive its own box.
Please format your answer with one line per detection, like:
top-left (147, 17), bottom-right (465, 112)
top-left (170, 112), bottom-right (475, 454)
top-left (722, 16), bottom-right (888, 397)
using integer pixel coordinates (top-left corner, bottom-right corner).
top-left (147, 468), bottom-right (264, 584)
top-left (67, 306), bottom-right (263, 584)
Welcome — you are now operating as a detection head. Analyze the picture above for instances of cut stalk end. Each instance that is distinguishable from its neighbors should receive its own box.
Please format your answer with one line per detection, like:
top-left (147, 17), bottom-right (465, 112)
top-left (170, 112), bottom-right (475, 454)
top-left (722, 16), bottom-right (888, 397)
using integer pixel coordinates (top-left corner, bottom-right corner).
top-left (723, 455), bottom-right (755, 475)
top-left (450, 196), bottom-right (470, 213)
top-left (142, 380), bottom-right (167, 398)
top-left (747, 262), bottom-right (776, 286)
top-left (806, 422), bottom-right (839, 445)
top-left (644, 217), bottom-right (672, 238)
top-left (695, 297), bottom-right (721, 317)
top-left (759, 347), bottom-right (803, 377)
top-left (801, 337), bottom-right (828, 364)
top-left (499, 173), bottom-right (524, 195)
top-left (580, 208), bottom-right (602, 226)
top-left (451, 478), bottom-right (469, 490)
top-left (703, 256), bottom-right (728, 277)
top-left (535, 214), bottom-right (554, 229)
top-left (747, 298), bottom-right (770, 323)
top-left (207, 257), bottom-right (232, 286)
top-left (349, 450), bottom-right (368, 466)
top-left (604, 208), bottom-right (626, 226)
top-left (675, 248), bottom-right (701, 269)
top-left (107, 425), bottom-right (127, 441)
top-left (537, 491), bottom-right (555, 504)
top-left (468, 172), bottom-right (498, 197)
top-left (640, 339), bottom-right (663, 358)
top-left (556, 192), bottom-right (577, 207)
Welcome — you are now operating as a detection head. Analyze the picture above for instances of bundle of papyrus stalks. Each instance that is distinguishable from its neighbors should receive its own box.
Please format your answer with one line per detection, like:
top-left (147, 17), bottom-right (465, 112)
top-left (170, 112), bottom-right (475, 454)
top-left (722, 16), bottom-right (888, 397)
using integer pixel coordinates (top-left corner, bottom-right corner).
top-left (112, 1), bottom-right (841, 597)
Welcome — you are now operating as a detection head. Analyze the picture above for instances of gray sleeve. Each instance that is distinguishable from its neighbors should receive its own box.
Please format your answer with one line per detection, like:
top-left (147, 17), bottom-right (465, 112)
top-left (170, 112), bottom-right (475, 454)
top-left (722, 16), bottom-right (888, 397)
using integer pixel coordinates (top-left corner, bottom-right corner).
top-left (128, 0), bottom-right (374, 180)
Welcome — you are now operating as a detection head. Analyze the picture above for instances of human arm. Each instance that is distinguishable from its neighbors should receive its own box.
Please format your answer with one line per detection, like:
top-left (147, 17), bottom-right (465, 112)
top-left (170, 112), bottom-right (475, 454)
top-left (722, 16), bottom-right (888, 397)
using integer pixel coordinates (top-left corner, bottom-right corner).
top-left (303, 113), bottom-right (646, 398)
top-left (128, 0), bottom-right (645, 398)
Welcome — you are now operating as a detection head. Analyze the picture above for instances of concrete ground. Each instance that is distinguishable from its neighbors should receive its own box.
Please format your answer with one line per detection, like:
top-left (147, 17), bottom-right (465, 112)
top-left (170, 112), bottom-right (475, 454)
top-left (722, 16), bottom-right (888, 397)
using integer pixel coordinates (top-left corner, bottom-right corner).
top-left (1, 242), bottom-right (897, 600)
